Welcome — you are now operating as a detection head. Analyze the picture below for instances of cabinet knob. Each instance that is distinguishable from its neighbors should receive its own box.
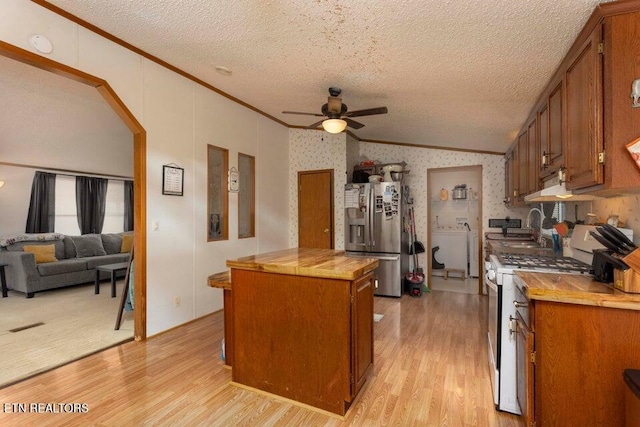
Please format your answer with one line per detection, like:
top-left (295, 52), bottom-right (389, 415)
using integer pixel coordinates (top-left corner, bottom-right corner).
top-left (324, 228), bottom-right (330, 233)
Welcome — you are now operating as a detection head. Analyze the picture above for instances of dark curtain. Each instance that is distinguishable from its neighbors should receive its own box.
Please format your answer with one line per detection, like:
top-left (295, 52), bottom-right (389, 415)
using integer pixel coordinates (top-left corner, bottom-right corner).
top-left (25, 171), bottom-right (56, 233)
top-left (76, 176), bottom-right (108, 234)
top-left (124, 180), bottom-right (134, 231)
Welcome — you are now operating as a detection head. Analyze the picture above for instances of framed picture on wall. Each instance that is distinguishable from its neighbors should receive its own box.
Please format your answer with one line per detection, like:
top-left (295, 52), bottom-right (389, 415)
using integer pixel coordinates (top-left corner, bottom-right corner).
top-left (162, 164), bottom-right (184, 196)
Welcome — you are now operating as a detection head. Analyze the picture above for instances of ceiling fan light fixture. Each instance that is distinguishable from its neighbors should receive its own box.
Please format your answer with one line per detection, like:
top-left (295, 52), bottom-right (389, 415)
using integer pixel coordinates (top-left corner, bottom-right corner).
top-left (322, 118), bottom-right (347, 134)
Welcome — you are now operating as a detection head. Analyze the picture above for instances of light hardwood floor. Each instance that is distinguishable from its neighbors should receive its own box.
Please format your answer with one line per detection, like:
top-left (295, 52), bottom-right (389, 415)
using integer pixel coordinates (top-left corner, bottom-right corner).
top-left (0, 290), bottom-right (522, 426)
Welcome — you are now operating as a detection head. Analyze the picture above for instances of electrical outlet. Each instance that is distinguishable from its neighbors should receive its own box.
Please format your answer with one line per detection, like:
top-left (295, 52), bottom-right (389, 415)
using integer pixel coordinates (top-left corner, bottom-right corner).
top-left (173, 296), bottom-right (181, 308)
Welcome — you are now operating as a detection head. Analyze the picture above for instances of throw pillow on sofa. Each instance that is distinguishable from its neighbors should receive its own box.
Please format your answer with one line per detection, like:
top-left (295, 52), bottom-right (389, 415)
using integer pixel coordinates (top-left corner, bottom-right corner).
top-left (121, 234), bottom-right (133, 253)
top-left (23, 244), bottom-right (58, 263)
top-left (71, 234), bottom-right (107, 258)
top-left (101, 233), bottom-right (123, 255)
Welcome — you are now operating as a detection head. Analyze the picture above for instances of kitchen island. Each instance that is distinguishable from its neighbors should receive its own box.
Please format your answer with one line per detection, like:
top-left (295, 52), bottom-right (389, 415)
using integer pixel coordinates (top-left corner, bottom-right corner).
top-left (225, 248), bottom-right (378, 417)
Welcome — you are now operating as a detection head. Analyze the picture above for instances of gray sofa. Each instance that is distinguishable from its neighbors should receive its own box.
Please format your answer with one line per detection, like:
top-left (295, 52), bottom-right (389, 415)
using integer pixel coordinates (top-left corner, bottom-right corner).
top-left (0, 233), bottom-right (131, 298)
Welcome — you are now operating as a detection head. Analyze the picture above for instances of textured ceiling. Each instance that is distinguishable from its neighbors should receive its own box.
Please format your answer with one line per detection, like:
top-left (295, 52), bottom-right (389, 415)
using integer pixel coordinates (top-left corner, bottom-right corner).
top-left (44, 0), bottom-right (610, 153)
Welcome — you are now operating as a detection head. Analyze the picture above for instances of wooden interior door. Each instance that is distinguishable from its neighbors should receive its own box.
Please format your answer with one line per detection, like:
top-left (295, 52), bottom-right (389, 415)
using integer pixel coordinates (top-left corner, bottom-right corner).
top-left (298, 169), bottom-right (334, 249)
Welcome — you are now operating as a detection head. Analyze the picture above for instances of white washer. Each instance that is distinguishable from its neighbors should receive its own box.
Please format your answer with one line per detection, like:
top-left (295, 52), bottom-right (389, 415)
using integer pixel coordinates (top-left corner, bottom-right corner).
top-left (431, 230), bottom-right (468, 271)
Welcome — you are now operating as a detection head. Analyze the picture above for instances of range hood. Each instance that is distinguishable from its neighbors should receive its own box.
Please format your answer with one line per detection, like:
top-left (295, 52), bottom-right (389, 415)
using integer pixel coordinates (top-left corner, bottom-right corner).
top-left (524, 172), bottom-right (599, 203)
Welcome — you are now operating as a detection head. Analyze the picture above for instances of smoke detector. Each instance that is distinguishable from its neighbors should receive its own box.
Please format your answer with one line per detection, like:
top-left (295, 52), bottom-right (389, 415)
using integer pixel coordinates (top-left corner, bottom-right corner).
top-left (29, 34), bottom-right (53, 54)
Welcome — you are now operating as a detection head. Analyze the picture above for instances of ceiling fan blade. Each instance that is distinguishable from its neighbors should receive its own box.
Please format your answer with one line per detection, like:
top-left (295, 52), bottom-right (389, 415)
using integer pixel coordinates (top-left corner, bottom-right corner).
top-left (282, 111), bottom-right (324, 117)
top-left (344, 118), bottom-right (365, 129)
top-left (305, 120), bottom-right (325, 129)
top-left (344, 106), bottom-right (388, 118)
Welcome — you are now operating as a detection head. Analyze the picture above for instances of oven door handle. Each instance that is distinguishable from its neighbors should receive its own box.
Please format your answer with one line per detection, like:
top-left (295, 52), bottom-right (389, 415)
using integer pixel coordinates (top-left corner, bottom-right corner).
top-left (513, 300), bottom-right (528, 308)
top-left (485, 275), bottom-right (498, 292)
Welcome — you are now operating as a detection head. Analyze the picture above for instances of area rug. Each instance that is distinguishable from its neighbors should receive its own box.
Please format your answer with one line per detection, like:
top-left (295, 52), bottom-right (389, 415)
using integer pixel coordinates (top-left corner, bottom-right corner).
top-left (0, 280), bottom-right (134, 387)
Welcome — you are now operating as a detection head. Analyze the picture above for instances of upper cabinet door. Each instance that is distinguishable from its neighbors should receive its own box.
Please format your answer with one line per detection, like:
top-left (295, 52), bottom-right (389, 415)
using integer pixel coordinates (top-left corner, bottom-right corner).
top-left (540, 80), bottom-right (564, 180)
top-left (527, 117), bottom-right (539, 194)
top-left (504, 149), bottom-right (515, 207)
top-left (516, 132), bottom-right (528, 205)
top-left (538, 102), bottom-right (550, 178)
top-left (565, 25), bottom-right (604, 190)
top-left (603, 11), bottom-right (640, 192)
top-left (548, 81), bottom-right (564, 173)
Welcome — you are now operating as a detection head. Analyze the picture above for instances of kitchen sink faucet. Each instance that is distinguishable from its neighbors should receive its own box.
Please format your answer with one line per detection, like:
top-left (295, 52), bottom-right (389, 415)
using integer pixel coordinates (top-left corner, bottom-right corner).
top-left (525, 207), bottom-right (543, 245)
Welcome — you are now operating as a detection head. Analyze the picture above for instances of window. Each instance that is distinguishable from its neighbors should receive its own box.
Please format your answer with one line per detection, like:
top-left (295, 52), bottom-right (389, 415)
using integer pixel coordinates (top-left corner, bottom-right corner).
top-left (54, 175), bottom-right (80, 235)
top-left (238, 153), bottom-right (255, 238)
top-left (54, 175), bottom-right (126, 235)
top-left (208, 145), bottom-right (229, 241)
top-left (102, 180), bottom-right (125, 233)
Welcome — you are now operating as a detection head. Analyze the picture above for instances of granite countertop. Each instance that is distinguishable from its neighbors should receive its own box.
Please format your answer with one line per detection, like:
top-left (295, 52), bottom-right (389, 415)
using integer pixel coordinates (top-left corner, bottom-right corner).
top-left (226, 248), bottom-right (379, 281)
top-left (517, 271), bottom-right (640, 311)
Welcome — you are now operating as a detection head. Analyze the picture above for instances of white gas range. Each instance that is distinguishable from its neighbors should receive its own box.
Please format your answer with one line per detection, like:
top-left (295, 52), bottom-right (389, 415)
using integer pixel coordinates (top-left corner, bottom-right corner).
top-left (484, 229), bottom-right (595, 415)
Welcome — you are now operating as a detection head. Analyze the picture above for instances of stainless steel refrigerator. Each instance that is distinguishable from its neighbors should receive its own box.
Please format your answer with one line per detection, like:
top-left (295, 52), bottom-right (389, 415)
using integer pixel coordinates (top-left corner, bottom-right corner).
top-left (344, 182), bottom-right (409, 297)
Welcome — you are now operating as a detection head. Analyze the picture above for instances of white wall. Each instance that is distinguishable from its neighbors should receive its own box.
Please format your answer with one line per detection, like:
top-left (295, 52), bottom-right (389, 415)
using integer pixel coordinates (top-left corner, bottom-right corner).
top-left (0, 166), bottom-right (35, 235)
top-left (1, 0), bottom-right (290, 336)
top-left (256, 116), bottom-right (290, 253)
top-left (589, 196), bottom-right (640, 245)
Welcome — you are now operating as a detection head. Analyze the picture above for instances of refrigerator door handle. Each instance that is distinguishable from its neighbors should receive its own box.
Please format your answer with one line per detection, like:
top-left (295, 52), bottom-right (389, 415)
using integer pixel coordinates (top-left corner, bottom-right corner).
top-left (370, 185), bottom-right (376, 247)
top-left (346, 252), bottom-right (400, 261)
top-left (364, 186), bottom-right (371, 251)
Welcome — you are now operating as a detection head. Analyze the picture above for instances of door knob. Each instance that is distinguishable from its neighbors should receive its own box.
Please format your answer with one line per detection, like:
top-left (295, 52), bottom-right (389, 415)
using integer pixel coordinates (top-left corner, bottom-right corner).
top-left (324, 229), bottom-right (330, 233)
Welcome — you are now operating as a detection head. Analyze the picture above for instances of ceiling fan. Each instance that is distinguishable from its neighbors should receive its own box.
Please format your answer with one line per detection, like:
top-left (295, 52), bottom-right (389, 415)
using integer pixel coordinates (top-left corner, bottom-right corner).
top-left (282, 87), bottom-right (388, 134)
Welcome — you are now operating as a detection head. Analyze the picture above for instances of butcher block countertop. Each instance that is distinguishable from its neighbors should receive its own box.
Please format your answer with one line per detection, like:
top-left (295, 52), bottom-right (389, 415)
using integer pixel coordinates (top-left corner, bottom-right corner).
top-left (226, 248), bottom-right (379, 281)
top-left (207, 271), bottom-right (231, 290)
top-left (517, 271), bottom-right (640, 311)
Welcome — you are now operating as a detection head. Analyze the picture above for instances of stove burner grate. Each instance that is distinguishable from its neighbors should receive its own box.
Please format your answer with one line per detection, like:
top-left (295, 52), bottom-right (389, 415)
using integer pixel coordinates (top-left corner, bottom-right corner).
top-left (498, 254), bottom-right (592, 274)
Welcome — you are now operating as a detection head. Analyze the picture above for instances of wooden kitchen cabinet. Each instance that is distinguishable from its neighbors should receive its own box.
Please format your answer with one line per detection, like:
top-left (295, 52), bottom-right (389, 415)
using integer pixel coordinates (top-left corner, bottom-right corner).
top-left (600, 10), bottom-right (640, 194)
top-left (516, 132), bottom-right (528, 205)
top-left (351, 273), bottom-right (374, 397)
top-left (526, 300), bottom-right (640, 426)
top-left (506, 2), bottom-right (640, 197)
top-left (228, 248), bottom-right (376, 416)
top-left (515, 311), bottom-right (535, 427)
top-left (504, 147), bottom-right (515, 207)
top-left (565, 24), bottom-right (604, 190)
top-left (538, 81), bottom-right (565, 180)
top-left (526, 116), bottom-right (539, 194)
